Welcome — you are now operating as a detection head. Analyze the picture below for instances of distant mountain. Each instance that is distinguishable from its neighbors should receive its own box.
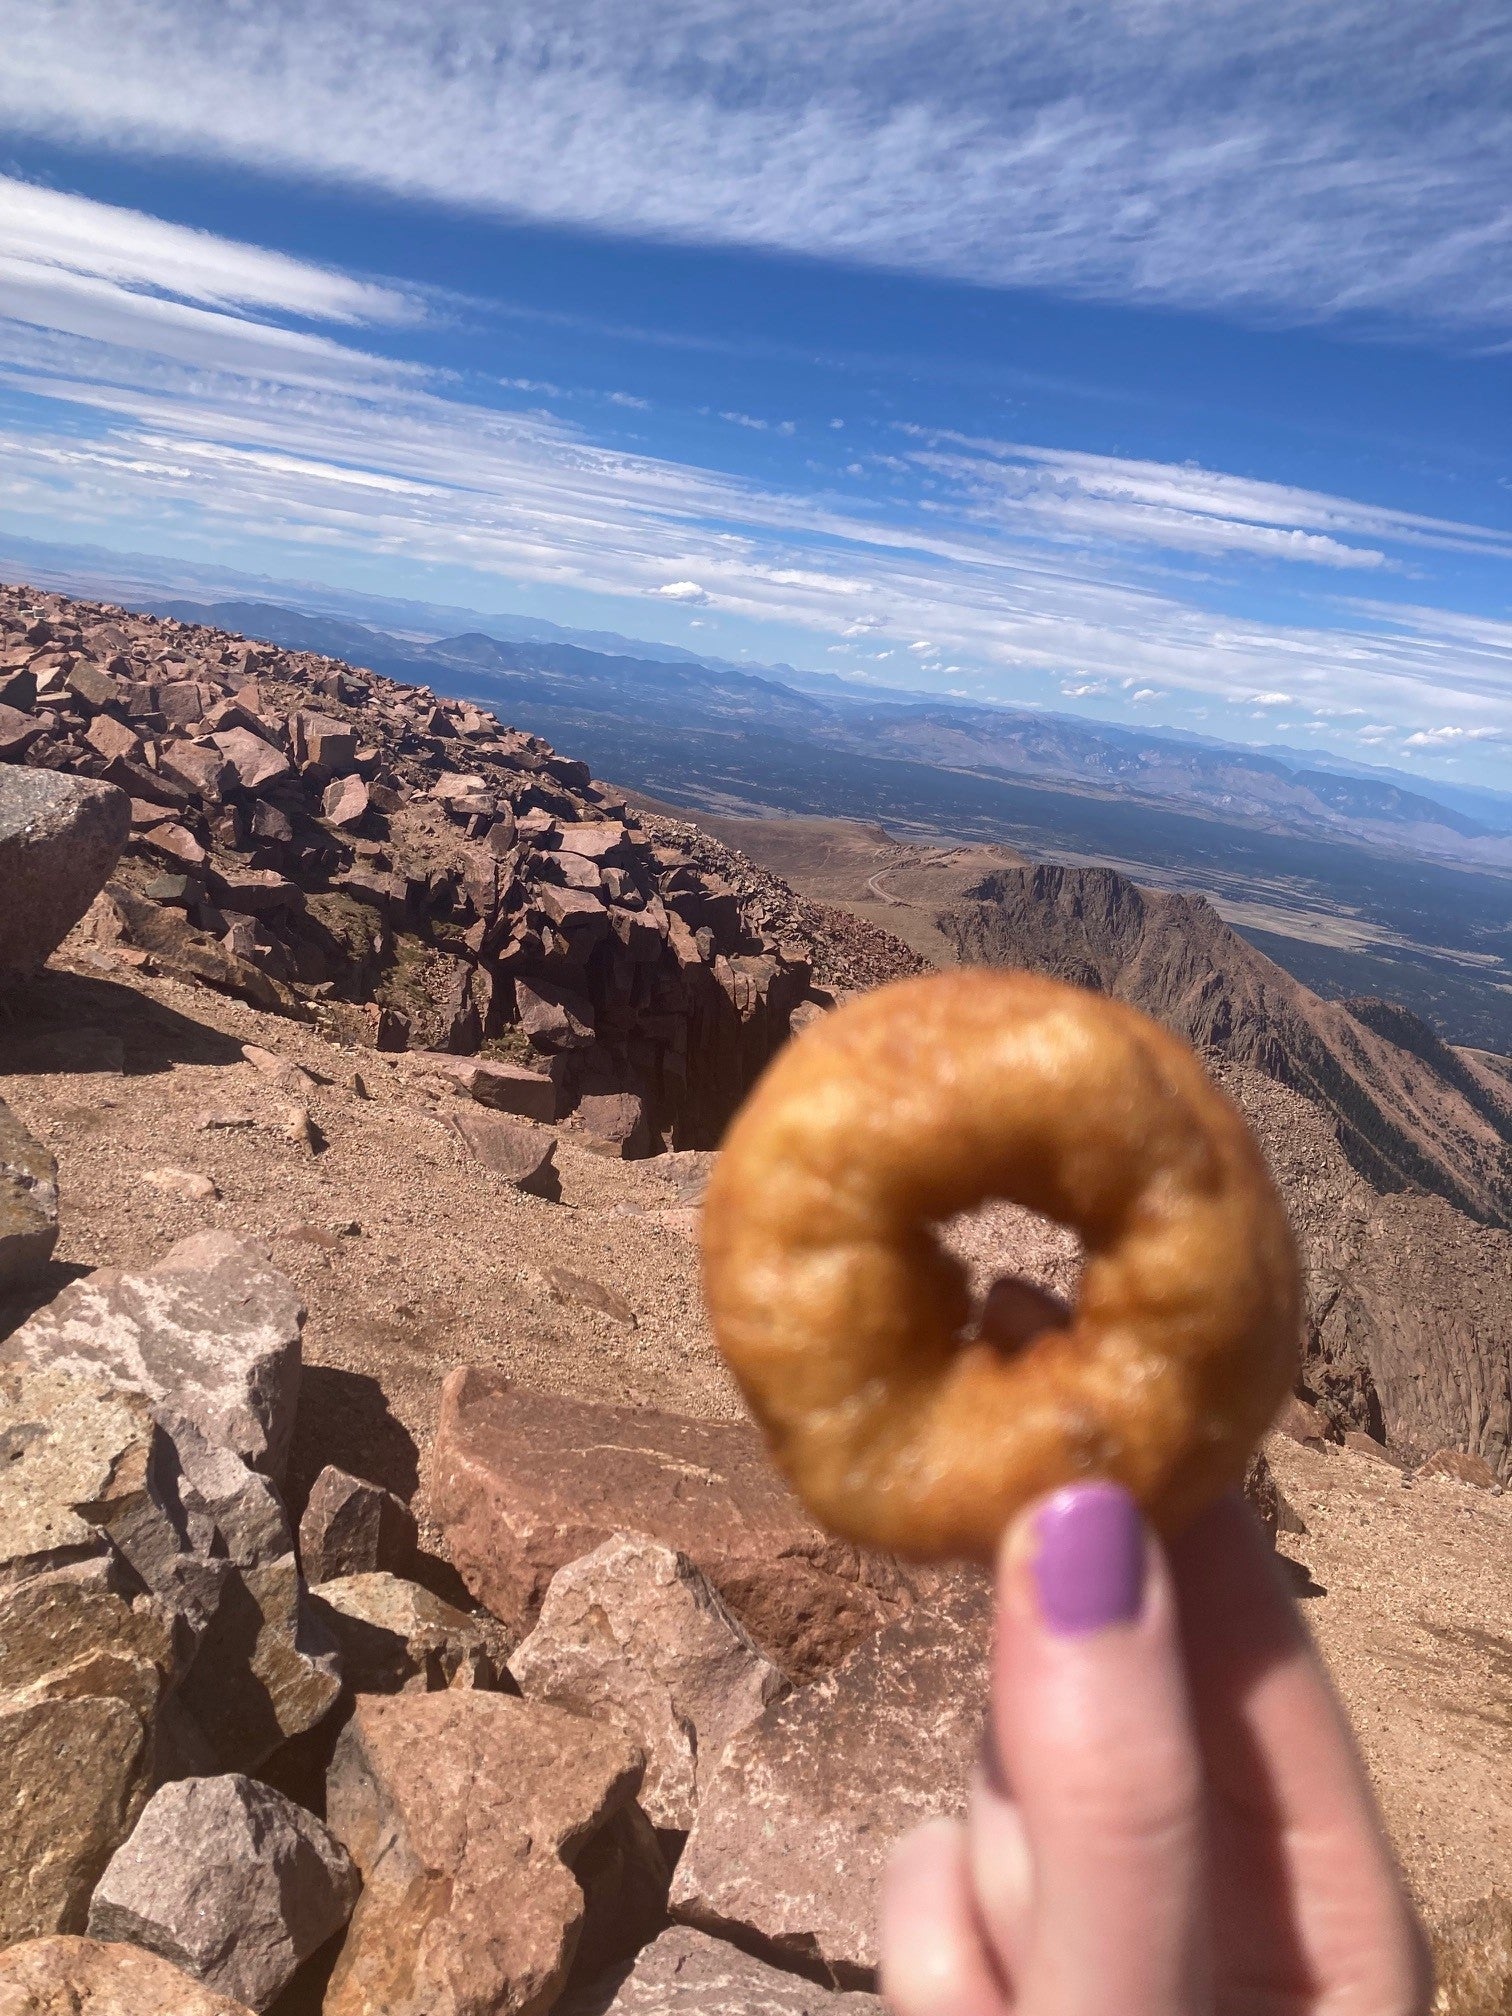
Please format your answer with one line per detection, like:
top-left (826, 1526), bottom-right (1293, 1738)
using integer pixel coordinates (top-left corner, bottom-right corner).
top-left (151, 596), bottom-right (1512, 870)
top-left (835, 701), bottom-right (1511, 861)
top-left (939, 861), bottom-right (1512, 1227)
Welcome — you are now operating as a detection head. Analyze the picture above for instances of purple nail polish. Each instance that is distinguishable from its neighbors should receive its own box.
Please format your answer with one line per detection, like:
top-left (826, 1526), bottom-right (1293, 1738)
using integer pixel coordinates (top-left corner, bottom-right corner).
top-left (1030, 1482), bottom-right (1145, 1634)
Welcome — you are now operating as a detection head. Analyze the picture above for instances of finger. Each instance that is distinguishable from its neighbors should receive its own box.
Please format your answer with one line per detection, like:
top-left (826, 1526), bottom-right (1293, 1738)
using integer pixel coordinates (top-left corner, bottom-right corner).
top-left (1169, 1491), bottom-right (1431, 2012)
top-left (989, 1482), bottom-right (1211, 2016)
top-left (881, 1818), bottom-right (1009, 2016)
top-left (966, 1758), bottom-right (1033, 1982)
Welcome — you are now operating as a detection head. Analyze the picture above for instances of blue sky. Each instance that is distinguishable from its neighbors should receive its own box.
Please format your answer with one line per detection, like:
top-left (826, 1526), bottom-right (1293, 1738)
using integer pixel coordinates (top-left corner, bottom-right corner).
top-left (0, 1), bottom-right (1509, 786)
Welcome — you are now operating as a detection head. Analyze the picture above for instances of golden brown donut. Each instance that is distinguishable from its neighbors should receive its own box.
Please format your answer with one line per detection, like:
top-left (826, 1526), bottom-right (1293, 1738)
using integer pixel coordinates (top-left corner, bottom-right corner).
top-left (701, 970), bottom-right (1300, 1558)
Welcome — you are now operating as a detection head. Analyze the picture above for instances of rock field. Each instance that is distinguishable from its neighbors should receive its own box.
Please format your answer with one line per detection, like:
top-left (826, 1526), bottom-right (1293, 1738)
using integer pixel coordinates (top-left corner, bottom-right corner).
top-left (0, 579), bottom-right (1509, 2013)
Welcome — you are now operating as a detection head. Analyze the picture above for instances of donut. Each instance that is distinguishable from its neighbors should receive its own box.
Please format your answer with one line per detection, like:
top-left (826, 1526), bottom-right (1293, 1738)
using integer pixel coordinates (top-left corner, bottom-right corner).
top-left (701, 970), bottom-right (1300, 1558)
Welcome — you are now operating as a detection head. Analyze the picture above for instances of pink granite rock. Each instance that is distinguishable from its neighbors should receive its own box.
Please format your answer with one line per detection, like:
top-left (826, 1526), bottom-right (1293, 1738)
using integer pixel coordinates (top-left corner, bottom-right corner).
top-left (511, 1536), bottom-right (786, 1828)
top-left (0, 1936), bottom-right (256, 2014)
top-left (560, 1926), bottom-right (886, 2016)
top-left (323, 1691), bottom-right (644, 2016)
top-left (669, 1578), bottom-right (992, 1985)
top-left (0, 770), bottom-right (130, 975)
top-left (431, 1372), bottom-right (918, 1680)
top-left (448, 1112), bottom-right (560, 1198)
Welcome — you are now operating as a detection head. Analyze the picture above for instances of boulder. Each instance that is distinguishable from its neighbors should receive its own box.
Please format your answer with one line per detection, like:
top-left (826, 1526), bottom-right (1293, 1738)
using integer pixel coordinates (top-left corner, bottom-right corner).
top-left (88, 1775), bottom-right (359, 2013)
top-left (211, 730), bottom-right (291, 795)
top-left (0, 1365), bottom-right (168, 1592)
top-left (431, 1373), bottom-right (918, 1680)
top-left (412, 1053), bottom-right (560, 1122)
top-left (323, 1691), bottom-right (645, 2016)
top-left (291, 712), bottom-right (357, 772)
top-left (1419, 1447), bottom-right (1498, 1489)
top-left (560, 1926), bottom-right (886, 2016)
top-left (173, 1552), bottom-right (342, 1772)
top-left (322, 774), bottom-right (369, 828)
top-left (12, 1233), bottom-right (305, 1482)
top-left (0, 1354), bottom-right (336, 1772)
top-left (512, 1537), bottom-right (786, 1829)
top-left (0, 769), bottom-right (130, 974)
top-left (1273, 1394), bottom-right (1331, 1449)
top-left (0, 1936), bottom-right (257, 2014)
top-left (515, 978), bottom-right (596, 1051)
top-left (157, 741), bottom-right (232, 802)
top-left (572, 1093), bottom-right (650, 1160)
top-left (0, 701), bottom-right (45, 760)
top-left (155, 1418), bottom-right (293, 1575)
top-left (555, 823), bottom-right (627, 862)
top-left (1242, 1448), bottom-right (1280, 1544)
top-left (298, 1465), bottom-right (418, 1584)
top-left (1429, 1891), bottom-right (1512, 2016)
top-left (448, 1111), bottom-right (561, 1199)
top-left (0, 1570), bottom-right (178, 1944)
top-left (1343, 1429), bottom-right (1410, 1471)
top-left (0, 1097), bottom-right (59, 1291)
top-left (308, 1572), bottom-right (508, 1693)
top-left (669, 1578), bottom-right (992, 1986)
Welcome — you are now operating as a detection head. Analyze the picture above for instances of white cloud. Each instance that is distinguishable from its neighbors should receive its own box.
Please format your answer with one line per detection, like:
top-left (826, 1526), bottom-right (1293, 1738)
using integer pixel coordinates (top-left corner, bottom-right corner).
top-left (607, 390), bottom-right (651, 409)
top-left (0, 175), bottom-right (412, 324)
top-left (0, 177), bottom-right (421, 392)
top-left (0, 3), bottom-right (1506, 335)
top-left (1247, 691), bottom-right (1294, 706)
top-left (719, 411), bottom-right (768, 431)
top-left (899, 432), bottom-right (1512, 569)
top-left (0, 183), bottom-right (1508, 771)
top-left (1403, 725), bottom-right (1504, 746)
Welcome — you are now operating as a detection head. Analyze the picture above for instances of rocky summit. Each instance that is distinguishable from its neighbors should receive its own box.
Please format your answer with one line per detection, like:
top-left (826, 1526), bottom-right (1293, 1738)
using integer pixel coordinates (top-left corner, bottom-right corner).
top-left (0, 578), bottom-right (1509, 2015)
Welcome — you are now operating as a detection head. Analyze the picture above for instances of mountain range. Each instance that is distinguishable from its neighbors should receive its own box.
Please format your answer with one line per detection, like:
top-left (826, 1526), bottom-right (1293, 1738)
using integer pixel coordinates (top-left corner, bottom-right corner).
top-left (154, 598), bottom-right (1512, 866)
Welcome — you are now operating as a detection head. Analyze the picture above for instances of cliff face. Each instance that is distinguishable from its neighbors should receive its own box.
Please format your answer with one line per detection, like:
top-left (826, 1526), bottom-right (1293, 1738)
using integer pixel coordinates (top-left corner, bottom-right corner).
top-left (0, 580), bottom-right (925, 1149)
top-left (941, 863), bottom-right (1512, 1228)
top-left (1218, 1062), bottom-right (1512, 1478)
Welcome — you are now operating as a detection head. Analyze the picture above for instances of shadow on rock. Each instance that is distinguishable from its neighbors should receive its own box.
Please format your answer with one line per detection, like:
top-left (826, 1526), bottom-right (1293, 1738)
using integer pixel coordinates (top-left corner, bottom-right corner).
top-left (0, 1258), bottom-right (93, 1340)
top-left (0, 969), bottom-right (245, 1077)
top-left (285, 1366), bottom-right (420, 1521)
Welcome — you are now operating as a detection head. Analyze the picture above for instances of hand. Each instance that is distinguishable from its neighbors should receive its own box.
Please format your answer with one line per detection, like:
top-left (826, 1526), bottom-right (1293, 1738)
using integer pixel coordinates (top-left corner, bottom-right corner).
top-left (879, 1484), bottom-right (1431, 2016)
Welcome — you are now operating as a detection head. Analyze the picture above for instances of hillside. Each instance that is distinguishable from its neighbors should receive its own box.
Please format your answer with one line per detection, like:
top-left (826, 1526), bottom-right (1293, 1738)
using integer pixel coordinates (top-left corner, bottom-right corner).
top-left (940, 863), bottom-right (1512, 1227)
top-left (0, 579), bottom-right (925, 1154)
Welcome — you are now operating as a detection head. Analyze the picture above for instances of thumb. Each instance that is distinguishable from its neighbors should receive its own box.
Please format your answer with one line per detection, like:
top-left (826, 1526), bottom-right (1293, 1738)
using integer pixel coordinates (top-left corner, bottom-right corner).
top-left (981, 1482), bottom-right (1211, 2016)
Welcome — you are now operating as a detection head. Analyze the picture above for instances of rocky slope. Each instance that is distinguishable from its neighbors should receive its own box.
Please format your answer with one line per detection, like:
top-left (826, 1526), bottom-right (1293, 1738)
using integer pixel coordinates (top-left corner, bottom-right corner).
top-left (941, 862), bottom-right (1512, 1226)
top-left (1213, 1061), bottom-right (1512, 1476)
top-left (0, 579), bottom-right (925, 1154)
top-left (0, 942), bottom-right (1509, 2011)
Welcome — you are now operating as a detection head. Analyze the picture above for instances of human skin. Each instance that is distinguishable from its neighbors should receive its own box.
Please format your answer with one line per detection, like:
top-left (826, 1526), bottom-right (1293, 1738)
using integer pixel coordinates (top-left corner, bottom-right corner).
top-left (879, 1485), bottom-right (1432, 2016)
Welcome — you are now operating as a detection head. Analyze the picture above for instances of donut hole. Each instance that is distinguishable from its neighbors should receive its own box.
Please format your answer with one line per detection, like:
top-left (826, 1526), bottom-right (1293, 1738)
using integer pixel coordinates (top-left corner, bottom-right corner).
top-left (937, 1199), bottom-right (1083, 1357)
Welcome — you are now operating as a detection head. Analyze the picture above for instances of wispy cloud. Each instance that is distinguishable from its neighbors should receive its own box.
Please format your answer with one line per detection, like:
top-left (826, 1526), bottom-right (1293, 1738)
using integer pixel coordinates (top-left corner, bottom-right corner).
top-left (899, 431), bottom-right (1512, 569)
top-left (0, 184), bottom-right (1508, 774)
top-left (0, 175), bottom-right (421, 391)
top-left (0, 3), bottom-right (1508, 336)
top-left (0, 175), bottom-right (413, 324)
